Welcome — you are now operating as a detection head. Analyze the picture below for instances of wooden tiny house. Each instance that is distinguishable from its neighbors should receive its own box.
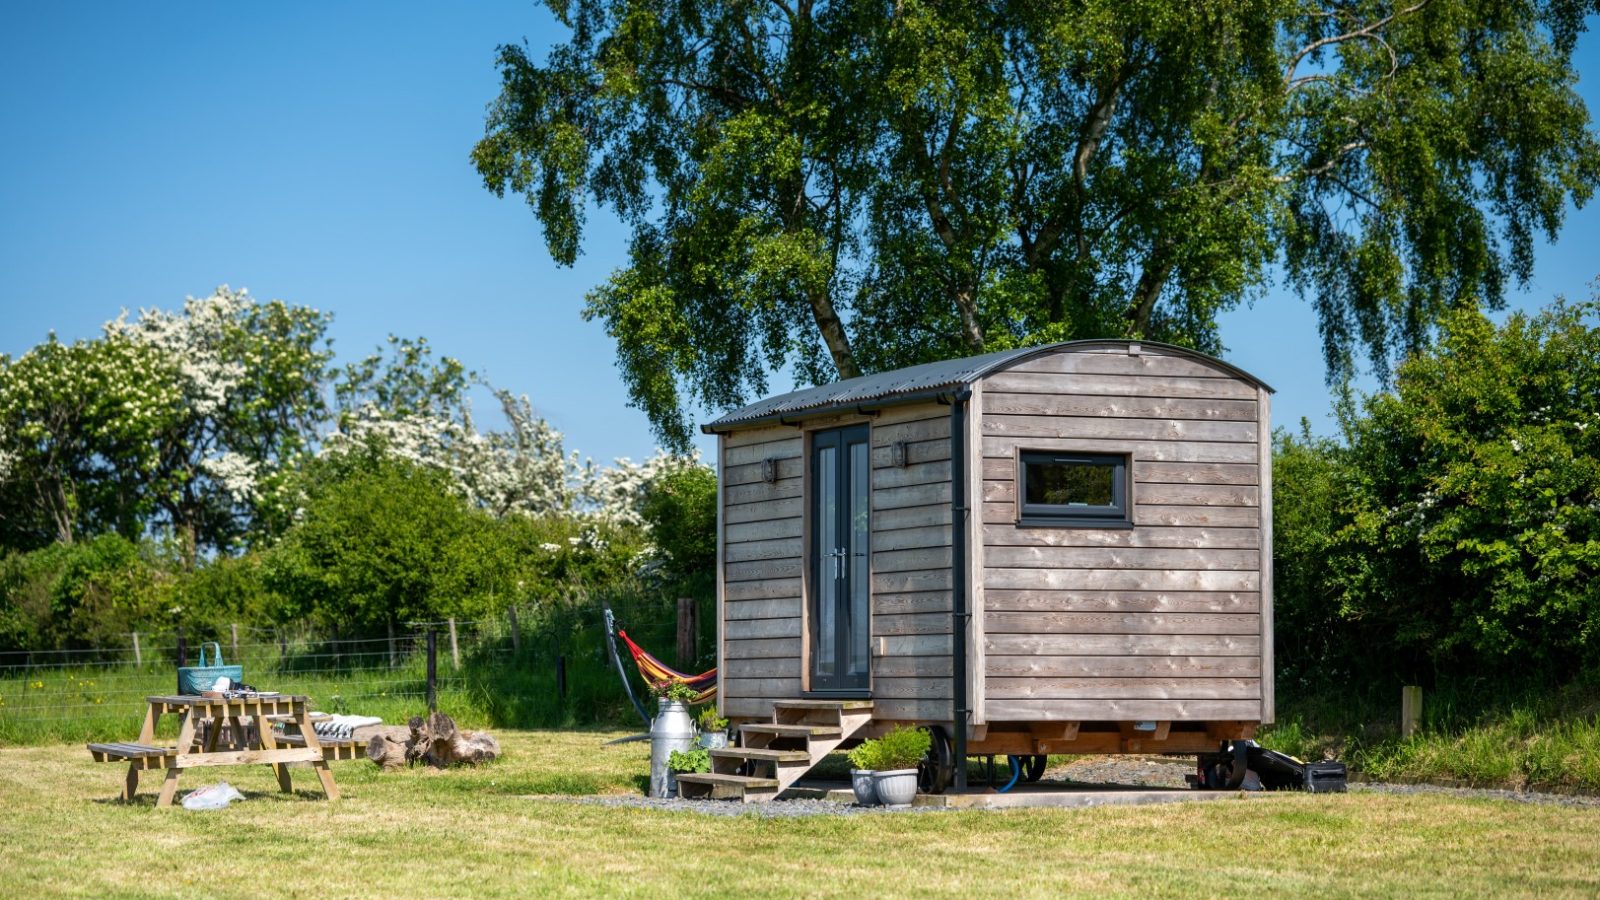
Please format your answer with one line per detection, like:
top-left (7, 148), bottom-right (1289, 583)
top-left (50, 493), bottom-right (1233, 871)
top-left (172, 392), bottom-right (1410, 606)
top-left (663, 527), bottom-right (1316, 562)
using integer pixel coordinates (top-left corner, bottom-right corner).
top-left (681, 340), bottom-right (1273, 800)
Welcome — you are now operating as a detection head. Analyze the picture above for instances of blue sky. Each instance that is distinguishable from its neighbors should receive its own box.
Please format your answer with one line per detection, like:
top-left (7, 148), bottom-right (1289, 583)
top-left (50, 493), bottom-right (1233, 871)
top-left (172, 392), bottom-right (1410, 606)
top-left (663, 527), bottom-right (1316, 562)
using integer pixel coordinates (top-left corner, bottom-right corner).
top-left (2, 3), bottom-right (1598, 465)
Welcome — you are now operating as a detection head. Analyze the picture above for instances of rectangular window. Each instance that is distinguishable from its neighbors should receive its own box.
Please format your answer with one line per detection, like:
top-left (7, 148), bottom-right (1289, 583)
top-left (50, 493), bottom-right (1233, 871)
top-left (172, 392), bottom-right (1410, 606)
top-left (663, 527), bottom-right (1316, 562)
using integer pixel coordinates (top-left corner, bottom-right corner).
top-left (1017, 451), bottom-right (1130, 527)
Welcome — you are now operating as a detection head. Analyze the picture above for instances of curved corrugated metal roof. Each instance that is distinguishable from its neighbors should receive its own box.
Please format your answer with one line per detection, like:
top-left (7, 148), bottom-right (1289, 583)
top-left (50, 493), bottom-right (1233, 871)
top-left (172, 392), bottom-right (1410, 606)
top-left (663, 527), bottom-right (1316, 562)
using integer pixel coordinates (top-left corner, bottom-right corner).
top-left (701, 340), bottom-right (1272, 433)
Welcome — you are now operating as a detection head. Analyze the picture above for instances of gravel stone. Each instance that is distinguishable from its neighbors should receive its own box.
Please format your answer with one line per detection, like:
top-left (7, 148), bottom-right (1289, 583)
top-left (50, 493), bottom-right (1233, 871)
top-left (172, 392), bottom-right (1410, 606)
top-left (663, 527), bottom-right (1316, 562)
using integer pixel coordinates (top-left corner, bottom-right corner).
top-left (571, 794), bottom-right (946, 817)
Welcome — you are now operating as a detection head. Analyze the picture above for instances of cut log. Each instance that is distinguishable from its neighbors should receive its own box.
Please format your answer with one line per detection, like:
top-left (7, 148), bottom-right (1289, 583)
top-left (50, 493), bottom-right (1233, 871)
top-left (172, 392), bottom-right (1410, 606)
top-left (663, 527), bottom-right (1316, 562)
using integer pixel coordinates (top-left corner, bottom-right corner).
top-left (365, 712), bottom-right (499, 770)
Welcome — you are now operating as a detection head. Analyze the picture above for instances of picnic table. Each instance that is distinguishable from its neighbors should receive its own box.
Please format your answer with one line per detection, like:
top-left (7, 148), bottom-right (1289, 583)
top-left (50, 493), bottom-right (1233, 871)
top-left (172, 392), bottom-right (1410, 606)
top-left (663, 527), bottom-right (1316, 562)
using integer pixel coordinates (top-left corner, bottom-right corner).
top-left (87, 694), bottom-right (359, 807)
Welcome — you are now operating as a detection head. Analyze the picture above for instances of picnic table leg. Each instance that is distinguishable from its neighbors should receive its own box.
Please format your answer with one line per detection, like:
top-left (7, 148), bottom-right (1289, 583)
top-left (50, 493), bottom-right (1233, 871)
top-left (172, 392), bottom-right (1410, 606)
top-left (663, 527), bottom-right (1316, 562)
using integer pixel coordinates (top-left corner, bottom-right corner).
top-left (124, 703), bottom-right (160, 802)
top-left (156, 710), bottom-right (198, 809)
top-left (123, 763), bottom-right (140, 802)
top-left (256, 716), bottom-right (294, 793)
top-left (293, 707), bottom-right (340, 801)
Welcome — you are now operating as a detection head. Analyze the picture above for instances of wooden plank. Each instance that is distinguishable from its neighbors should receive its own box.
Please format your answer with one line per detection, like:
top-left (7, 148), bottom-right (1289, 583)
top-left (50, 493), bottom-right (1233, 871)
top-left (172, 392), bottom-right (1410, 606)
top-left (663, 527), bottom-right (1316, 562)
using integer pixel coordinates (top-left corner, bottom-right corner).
top-left (982, 524), bottom-right (1258, 549)
top-left (871, 459), bottom-right (952, 490)
top-left (983, 458), bottom-right (1259, 488)
top-left (983, 370), bottom-right (1259, 399)
top-left (983, 546), bottom-right (1259, 571)
top-left (1133, 505), bottom-right (1260, 528)
top-left (723, 457), bottom-right (802, 486)
top-left (987, 654), bottom-right (1263, 678)
top-left (871, 438), bottom-right (949, 469)
top-left (871, 613), bottom-right (952, 636)
top-left (873, 591), bottom-right (952, 615)
top-left (724, 478), bottom-right (803, 506)
top-left (724, 497), bottom-right (802, 524)
top-left (869, 698), bottom-right (955, 721)
top-left (724, 537), bottom-right (803, 563)
top-left (873, 655), bottom-right (954, 677)
top-left (722, 638), bottom-right (800, 660)
top-left (874, 677), bottom-right (952, 699)
top-left (723, 617), bottom-right (801, 640)
top-left (723, 657), bottom-right (800, 678)
top-left (722, 697), bottom-right (777, 718)
top-left (879, 634), bottom-right (952, 656)
top-left (874, 569), bottom-right (953, 593)
top-left (984, 590), bottom-right (1259, 614)
top-left (873, 546), bottom-right (953, 573)
top-left (1258, 386), bottom-right (1275, 725)
top-left (877, 403), bottom-right (950, 425)
top-left (965, 379), bottom-right (986, 725)
top-left (980, 436), bottom-right (1259, 463)
top-left (1130, 483), bottom-right (1260, 507)
top-left (984, 698), bottom-right (1263, 720)
top-left (725, 518), bottom-right (803, 544)
top-left (987, 677), bottom-right (1261, 700)
top-left (984, 568), bottom-right (1259, 592)
top-left (983, 414), bottom-right (1257, 444)
top-left (722, 677), bottom-right (802, 698)
top-left (1008, 349), bottom-right (1240, 380)
top-left (984, 611), bottom-right (1261, 635)
top-left (724, 578), bottom-right (801, 601)
top-left (724, 598), bottom-right (803, 620)
top-left (985, 633), bottom-right (1261, 656)
top-left (873, 482), bottom-right (950, 511)
top-left (724, 426), bottom-right (802, 449)
top-left (725, 558), bottom-right (804, 583)
top-left (723, 437), bottom-right (803, 467)
top-left (983, 392), bottom-right (1258, 422)
top-left (871, 504), bottom-right (952, 531)
top-left (872, 524), bottom-right (952, 552)
top-left (871, 417), bottom-right (949, 445)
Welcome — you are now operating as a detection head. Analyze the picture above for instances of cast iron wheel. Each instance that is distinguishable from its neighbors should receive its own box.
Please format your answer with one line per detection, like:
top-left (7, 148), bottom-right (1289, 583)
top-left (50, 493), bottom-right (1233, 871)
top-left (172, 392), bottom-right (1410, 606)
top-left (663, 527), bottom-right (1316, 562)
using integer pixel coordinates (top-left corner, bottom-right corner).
top-left (1022, 754), bottom-right (1048, 782)
top-left (917, 725), bottom-right (954, 794)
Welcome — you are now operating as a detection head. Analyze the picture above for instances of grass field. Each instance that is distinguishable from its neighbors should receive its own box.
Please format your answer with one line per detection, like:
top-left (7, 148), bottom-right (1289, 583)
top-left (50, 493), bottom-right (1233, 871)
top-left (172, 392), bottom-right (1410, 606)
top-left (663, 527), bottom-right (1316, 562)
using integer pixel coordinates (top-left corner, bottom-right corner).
top-left (5, 730), bottom-right (1600, 897)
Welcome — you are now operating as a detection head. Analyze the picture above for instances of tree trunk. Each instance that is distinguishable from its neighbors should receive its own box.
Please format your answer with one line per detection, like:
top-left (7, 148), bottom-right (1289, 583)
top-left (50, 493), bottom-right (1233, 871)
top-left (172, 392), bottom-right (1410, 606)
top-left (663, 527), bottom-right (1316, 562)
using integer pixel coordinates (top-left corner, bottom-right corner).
top-left (365, 711), bottom-right (500, 770)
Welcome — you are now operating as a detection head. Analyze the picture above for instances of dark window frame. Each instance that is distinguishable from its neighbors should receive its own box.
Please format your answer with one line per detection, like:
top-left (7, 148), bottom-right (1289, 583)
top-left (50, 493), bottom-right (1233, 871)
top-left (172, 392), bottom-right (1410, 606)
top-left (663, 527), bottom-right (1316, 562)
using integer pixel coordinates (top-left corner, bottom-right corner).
top-left (1015, 450), bottom-right (1132, 528)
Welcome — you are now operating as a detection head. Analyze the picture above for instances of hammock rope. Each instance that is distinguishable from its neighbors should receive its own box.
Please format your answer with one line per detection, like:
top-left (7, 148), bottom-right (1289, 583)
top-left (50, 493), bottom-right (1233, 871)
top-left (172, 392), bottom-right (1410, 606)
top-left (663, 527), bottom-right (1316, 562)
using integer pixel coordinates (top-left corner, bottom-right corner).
top-left (617, 629), bottom-right (718, 704)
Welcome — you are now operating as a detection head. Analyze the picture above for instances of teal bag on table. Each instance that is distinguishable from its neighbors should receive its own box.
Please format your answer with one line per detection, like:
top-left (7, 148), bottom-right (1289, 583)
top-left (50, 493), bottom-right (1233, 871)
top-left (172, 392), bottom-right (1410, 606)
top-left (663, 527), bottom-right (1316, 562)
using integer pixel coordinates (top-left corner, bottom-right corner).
top-left (178, 642), bottom-right (243, 694)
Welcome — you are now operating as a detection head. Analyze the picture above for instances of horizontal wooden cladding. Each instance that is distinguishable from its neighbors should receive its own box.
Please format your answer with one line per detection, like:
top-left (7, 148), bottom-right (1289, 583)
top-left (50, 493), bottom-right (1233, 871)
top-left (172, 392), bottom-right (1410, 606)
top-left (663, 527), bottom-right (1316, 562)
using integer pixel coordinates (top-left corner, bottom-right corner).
top-left (724, 497), bottom-right (802, 524)
top-left (872, 524), bottom-right (952, 552)
top-left (980, 436), bottom-right (1258, 464)
top-left (723, 457), bottom-right (801, 486)
top-left (879, 634), bottom-right (952, 656)
top-left (983, 370), bottom-right (1259, 400)
top-left (873, 546), bottom-right (952, 573)
top-left (984, 546), bottom-right (1259, 572)
top-left (981, 458), bottom-right (1259, 486)
top-left (983, 480), bottom-right (1258, 508)
top-left (722, 638), bottom-right (799, 660)
top-left (723, 436), bottom-right (802, 467)
top-left (724, 478), bottom-right (802, 506)
top-left (985, 590), bottom-right (1259, 614)
top-left (1007, 348), bottom-right (1239, 381)
top-left (872, 504), bottom-right (952, 531)
top-left (872, 459), bottom-right (951, 490)
top-left (987, 654), bottom-right (1262, 679)
top-left (984, 502), bottom-right (1260, 528)
top-left (724, 537), bottom-right (802, 563)
top-left (983, 414), bottom-right (1257, 444)
top-left (722, 657), bottom-right (800, 679)
top-left (987, 677), bottom-right (1260, 700)
top-left (871, 438), bottom-right (949, 469)
top-left (983, 392), bottom-right (1257, 422)
top-left (725, 518), bottom-right (803, 544)
top-left (871, 612), bottom-right (951, 636)
top-left (874, 677), bottom-right (951, 700)
top-left (871, 416), bottom-right (949, 446)
top-left (725, 578), bottom-right (801, 601)
top-left (985, 698), bottom-right (1262, 721)
top-left (873, 655), bottom-right (954, 678)
top-left (982, 525), bottom-right (1258, 550)
top-left (985, 611), bottom-right (1261, 636)
top-left (725, 598), bottom-right (801, 621)
top-left (870, 698), bottom-right (954, 722)
top-left (986, 633), bottom-right (1261, 656)
top-left (723, 677), bottom-right (802, 698)
top-left (875, 569), bottom-right (954, 593)
top-left (724, 617), bottom-right (801, 640)
top-left (984, 568), bottom-right (1259, 592)
top-left (723, 697), bottom-right (779, 718)
top-left (725, 558), bottom-right (804, 583)
top-left (874, 590), bottom-right (952, 616)
top-left (874, 482), bottom-right (950, 510)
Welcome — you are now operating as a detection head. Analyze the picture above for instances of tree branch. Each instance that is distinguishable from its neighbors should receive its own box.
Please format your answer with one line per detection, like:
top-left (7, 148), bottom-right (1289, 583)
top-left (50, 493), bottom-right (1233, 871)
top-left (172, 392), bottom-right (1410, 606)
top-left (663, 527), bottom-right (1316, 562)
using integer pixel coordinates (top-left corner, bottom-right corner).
top-left (1283, 0), bottom-right (1431, 87)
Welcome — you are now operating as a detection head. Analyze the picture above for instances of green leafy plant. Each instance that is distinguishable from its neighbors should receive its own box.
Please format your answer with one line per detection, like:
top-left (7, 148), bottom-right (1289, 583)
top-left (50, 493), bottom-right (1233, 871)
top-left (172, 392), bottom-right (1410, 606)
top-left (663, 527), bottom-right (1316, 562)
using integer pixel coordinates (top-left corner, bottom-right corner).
top-left (654, 681), bottom-right (698, 703)
top-left (667, 748), bottom-right (709, 774)
top-left (848, 726), bottom-right (931, 772)
top-left (695, 705), bottom-right (728, 733)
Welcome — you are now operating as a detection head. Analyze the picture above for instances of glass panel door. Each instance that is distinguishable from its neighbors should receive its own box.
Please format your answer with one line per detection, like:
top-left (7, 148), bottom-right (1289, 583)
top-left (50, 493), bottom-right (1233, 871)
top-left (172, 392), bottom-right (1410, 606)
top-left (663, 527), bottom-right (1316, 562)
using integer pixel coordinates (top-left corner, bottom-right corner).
top-left (810, 424), bottom-right (871, 693)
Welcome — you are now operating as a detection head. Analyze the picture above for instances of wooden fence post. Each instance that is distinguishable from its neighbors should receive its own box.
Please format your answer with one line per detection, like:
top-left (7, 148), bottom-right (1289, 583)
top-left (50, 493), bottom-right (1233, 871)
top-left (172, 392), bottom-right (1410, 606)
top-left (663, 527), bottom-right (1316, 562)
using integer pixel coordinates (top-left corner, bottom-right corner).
top-left (131, 632), bottom-right (142, 667)
top-left (387, 620), bottom-right (397, 669)
top-left (1401, 685), bottom-right (1423, 738)
top-left (426, 630), bottom-right (438, 712)
top-left (508, 606), bottom-right (521, 653)
top-left (448, 617), bottom-right (461, 670)
top-left (676, 597), bottom-right (697, 669)
top-left (230, 623), bottom-right (239, 661)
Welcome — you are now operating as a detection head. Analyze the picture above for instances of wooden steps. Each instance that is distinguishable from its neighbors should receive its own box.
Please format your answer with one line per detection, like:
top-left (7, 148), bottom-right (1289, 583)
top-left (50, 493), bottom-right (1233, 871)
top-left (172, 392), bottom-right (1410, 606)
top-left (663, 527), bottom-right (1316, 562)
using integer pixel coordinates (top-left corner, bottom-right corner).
top-left (677, 700), bottom-right (873, 803)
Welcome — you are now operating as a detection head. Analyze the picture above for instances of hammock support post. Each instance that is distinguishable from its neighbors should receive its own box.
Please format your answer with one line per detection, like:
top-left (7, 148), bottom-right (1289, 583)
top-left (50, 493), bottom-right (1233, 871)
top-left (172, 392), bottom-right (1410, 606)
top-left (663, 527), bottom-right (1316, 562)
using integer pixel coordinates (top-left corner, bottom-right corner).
top-left (604, 606), bottom-right (651, 729)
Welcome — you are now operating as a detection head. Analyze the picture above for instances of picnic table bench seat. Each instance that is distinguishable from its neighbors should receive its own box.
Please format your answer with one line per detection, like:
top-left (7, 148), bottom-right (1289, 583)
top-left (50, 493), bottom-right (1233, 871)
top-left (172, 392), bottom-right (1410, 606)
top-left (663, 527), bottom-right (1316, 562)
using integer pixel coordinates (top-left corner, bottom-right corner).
top-left (88, 742), bottom-right (177, 762)
top-left (272, 731), bottom-right (366, 761)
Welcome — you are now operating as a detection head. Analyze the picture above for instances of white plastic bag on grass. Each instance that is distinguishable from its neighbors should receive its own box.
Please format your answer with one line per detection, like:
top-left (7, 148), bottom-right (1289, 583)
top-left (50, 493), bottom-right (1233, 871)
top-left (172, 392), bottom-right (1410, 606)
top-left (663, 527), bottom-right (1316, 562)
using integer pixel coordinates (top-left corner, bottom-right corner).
top-left (181, 782), bottom-right (245, 810)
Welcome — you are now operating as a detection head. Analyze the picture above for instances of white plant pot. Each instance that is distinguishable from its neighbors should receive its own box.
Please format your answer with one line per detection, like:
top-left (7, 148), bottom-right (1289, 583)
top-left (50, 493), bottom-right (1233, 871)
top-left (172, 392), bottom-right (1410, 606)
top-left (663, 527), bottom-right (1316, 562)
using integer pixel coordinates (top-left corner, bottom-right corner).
top-left (873, 768), bottom-right (919, 808)
top-left (698, 731), bottom-right (729, 750)
top-left (850, 769), bottom-right (880, 806)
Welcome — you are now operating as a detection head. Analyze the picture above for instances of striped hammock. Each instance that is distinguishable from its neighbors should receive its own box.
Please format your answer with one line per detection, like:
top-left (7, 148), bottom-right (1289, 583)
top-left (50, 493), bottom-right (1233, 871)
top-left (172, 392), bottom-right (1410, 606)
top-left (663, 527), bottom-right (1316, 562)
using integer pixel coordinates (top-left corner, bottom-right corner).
top-left (617, 629), bottom-right (717, 704)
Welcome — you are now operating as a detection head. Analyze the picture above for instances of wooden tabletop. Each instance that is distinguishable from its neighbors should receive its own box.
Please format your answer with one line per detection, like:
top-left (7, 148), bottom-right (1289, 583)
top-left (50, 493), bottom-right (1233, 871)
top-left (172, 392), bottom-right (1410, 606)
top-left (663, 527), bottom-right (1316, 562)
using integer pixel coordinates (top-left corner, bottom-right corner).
top-left (146, 694), bottom-right (307, 705)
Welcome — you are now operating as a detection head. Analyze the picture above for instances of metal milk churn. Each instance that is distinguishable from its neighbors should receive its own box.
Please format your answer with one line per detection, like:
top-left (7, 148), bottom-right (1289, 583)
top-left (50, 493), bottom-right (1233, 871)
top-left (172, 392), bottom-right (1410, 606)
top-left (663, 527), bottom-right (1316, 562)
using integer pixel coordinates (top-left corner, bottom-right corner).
top-left (648, 699), bottom-right (696, 798)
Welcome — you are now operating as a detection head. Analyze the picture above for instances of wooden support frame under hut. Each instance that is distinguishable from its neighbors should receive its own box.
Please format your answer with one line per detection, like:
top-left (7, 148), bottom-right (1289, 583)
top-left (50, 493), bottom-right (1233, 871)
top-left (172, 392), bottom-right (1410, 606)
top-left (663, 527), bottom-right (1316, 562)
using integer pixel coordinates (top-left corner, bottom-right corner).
top-left (679, 340), bottom-right (1273, 802)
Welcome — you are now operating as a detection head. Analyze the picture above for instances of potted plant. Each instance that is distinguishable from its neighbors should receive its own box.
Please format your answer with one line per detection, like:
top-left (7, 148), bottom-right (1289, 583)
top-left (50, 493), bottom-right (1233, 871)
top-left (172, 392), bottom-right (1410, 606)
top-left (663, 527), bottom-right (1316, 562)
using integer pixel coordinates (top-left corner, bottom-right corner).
top-left (649, 681), bottom-right (699, 798)
top-left (696, 705), bottom-right (730, 750)
top-left (845, 739), bottom-right (883, 806)
top-left (853, 726), bottom-right (931, 808)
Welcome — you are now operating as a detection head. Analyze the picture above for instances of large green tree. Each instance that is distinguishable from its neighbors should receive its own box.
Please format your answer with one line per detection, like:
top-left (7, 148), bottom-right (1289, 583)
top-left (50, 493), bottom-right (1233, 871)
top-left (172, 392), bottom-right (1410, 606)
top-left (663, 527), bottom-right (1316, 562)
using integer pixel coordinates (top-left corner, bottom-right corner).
top-left (475, 0), bottom-right (1600, 447)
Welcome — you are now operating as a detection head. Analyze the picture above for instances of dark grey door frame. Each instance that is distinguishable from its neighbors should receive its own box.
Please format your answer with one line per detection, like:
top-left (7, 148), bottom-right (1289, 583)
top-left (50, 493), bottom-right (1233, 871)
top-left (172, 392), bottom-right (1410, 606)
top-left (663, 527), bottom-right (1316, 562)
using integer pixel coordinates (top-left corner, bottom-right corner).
top-left (808, 423), bottom-right (871, 694)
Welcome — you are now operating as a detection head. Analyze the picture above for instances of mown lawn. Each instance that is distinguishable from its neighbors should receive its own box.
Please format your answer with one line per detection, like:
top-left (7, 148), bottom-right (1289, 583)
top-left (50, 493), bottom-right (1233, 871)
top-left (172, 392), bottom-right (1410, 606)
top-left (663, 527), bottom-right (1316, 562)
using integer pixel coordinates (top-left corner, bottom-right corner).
top-left (4, 729), bottom-right (1600, 897)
